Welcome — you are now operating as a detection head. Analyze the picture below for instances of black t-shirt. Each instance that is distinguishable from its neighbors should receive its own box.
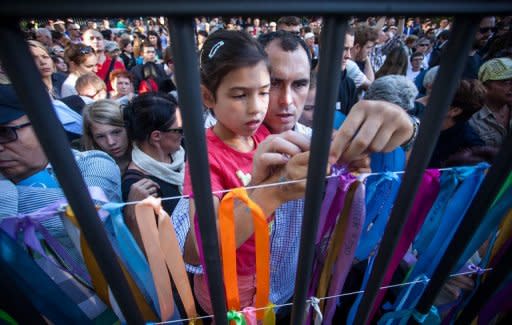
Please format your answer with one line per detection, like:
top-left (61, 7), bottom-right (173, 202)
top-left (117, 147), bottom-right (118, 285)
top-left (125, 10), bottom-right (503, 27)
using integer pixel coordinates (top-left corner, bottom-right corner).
top-left (337, 69), bottom-right (358, 115)
top-left (122, 169), bottom-right (181, 216)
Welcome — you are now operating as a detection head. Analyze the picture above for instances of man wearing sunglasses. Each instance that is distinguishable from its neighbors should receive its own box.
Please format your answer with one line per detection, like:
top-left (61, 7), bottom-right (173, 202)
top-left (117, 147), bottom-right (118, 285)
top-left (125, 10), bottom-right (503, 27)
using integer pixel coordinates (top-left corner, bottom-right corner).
top-left (0, 85), bottom-right (122, 216)
top-left (475, 16), bottom-right (496, 56)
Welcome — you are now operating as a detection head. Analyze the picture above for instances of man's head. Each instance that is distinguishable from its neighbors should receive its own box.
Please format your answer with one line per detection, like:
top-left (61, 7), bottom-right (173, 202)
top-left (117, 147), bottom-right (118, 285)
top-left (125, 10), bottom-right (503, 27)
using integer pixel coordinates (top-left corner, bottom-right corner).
top-left (35, 28), bottom-right (53, 47)
top-left (478, 57), bottom-right (512, 107)
top-left (277, 16), bottom-right (302, 35)
top-left (258, 31), bottom-right (311, 133)
top-left (475, 16), bottom-right (496, 49)
top-left (341, 28), bottom-right (355, 71)
top-left (410, 52), bottom-right (424, 71)
top-left (82, 29), bottom-right (105, 53)
top-left (351, 24), bottom-right (379, 61)
top-left (0, 86), bottom-right (48, 183)
top-left (75, 73), bottom-right (107, 100)
top-left (141, 43), bottom-right (157, 63)
top-left (110, 69), bottom-right (134, 97)
top-left (67, 23), bottom-right (81, 39)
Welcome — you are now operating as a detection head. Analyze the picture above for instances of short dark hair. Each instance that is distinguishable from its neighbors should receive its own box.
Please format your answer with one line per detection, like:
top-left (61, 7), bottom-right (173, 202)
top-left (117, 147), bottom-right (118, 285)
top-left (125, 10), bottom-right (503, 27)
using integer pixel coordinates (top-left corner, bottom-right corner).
top-left (124, 92), bottom-right (178, 143)
top-left (200, 30), bottom-right (268, 98)
top-left (277, 16), bottom-right (301, 27)
top-left (410, 51), bottom-right (424, 62)
top-left (451, 79), bottom-right (487, 123)
top-left (354, 23), bottom-right (379, 47)
top-left (258, 30), bottom-right (312, 65)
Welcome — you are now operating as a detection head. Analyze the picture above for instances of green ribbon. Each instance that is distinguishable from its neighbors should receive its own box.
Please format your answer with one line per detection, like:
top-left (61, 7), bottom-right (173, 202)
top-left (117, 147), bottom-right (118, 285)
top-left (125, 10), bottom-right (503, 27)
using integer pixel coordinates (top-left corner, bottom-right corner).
top-left (227, 310), bottom-right (247, 325)
top-left (0, 310), bottom-right (18, 325)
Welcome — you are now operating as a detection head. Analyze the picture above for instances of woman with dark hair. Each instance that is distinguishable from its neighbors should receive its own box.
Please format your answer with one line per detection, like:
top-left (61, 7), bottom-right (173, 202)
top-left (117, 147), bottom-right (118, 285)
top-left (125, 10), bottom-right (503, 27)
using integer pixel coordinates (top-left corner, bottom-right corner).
top-left (375, 46), bottom-right (409, 79)
top-left (119, 38), bottom-right (136, 70)
top-left (122, 92), bottom-right (185, 219)
top-left (147, 30), bottom-right (163, 61)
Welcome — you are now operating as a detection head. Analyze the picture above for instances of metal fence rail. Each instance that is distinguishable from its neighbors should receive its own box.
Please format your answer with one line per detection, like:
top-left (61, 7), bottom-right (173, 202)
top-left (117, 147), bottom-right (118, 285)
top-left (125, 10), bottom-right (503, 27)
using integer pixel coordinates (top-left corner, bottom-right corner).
top-left (1, 2), bottom-right (511, 325)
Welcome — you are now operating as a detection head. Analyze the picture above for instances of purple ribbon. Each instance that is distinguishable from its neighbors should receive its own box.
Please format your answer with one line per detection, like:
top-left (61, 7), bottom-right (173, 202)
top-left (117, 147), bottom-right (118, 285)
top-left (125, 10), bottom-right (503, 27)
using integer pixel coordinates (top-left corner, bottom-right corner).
top-left (0, 186), bottom-right (109, 284)
top-left (323, 181), bottom-right (366, 324)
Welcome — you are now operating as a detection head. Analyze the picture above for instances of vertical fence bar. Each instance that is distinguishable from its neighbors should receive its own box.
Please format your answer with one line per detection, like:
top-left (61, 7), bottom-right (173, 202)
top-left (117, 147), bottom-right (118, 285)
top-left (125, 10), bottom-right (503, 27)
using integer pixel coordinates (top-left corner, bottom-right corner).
top-left (412, 132), bottom-right (512, 324)
top-left (455, 246), bottom-right (512, 325)
top-left (353, 16), bottom-right (479, 325)
top-left (290, 16), bottom-right (347, 325)
top-left (0, 21), bottom-right (144, 324)
top-left (167, 17), bottom-right (228, 325)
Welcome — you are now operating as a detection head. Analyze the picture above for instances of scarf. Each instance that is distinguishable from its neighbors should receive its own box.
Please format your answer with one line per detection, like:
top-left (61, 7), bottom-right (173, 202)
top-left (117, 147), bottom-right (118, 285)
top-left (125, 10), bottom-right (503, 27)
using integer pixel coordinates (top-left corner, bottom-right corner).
top-left (131, 144), bottom-right (185, 193)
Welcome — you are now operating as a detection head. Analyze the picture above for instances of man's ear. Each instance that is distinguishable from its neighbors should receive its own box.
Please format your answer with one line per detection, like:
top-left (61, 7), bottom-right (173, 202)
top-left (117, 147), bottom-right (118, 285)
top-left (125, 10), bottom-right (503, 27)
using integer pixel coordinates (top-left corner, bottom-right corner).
top-left (448, 107), bottom-right (463, 118)
top-left (201, 85), bottom-right (215, 108)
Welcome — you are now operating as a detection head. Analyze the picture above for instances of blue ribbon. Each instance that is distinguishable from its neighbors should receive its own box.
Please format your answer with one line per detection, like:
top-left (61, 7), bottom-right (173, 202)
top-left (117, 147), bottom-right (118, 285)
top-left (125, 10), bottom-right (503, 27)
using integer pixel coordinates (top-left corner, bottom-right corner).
top-left (102, 203), bottom-right (160, 318)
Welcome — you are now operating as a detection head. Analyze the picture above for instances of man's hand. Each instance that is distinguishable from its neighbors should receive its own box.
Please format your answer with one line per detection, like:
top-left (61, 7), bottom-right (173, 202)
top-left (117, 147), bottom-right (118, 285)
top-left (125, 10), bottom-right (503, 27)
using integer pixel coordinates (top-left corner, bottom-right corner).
top-left (329, 100), bottom-right (413, 165)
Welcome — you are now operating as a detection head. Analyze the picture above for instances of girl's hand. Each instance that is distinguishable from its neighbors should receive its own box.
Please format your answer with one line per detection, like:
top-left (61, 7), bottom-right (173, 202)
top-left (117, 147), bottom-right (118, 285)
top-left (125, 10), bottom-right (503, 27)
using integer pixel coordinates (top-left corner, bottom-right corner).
top-left (251, 130), bottom-right (310, 185)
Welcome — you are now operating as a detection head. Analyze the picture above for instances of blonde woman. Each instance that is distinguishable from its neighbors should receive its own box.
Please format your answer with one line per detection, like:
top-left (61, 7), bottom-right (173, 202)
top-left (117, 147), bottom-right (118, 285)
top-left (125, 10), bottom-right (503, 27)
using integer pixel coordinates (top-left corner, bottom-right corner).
top-left (82, 99), bottom-right (130, 172)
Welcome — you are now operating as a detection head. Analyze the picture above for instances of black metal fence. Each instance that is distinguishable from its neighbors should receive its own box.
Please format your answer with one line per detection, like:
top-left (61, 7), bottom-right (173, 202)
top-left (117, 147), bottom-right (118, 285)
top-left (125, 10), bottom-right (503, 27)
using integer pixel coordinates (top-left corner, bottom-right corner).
top-left (1, 1), bottom-right (511, 324)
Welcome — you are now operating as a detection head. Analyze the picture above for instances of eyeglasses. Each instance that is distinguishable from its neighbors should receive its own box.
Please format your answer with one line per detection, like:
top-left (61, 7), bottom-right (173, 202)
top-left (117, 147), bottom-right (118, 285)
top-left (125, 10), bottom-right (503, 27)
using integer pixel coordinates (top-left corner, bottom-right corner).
top-left (84, 88), bottom-right (106, 99)
top-left (0, 122), bottom-right (32, 144)
top-left (164, 128), bottom-right (184, 135)
top-left (89, 36), bottom-right (103, 41)
top-left (479, 27), bottom-right (497, 34)
top-left (79, 46), bottom-right (94, 55)
top-left (418, 43), bottom-right (430, 47)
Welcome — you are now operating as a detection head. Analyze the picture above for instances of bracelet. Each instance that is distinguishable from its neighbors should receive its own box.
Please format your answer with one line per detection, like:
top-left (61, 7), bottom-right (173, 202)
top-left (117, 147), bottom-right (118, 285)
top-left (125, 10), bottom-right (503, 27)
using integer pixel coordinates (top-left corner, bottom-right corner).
top-left (401, 114), bottom-right (420, 152)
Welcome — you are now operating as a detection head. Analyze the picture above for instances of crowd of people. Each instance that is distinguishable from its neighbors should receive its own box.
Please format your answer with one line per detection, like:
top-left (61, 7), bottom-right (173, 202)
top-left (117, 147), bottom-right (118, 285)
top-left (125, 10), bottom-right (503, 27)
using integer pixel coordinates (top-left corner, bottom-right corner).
top-left (1, 14), bottom-right (511, 323)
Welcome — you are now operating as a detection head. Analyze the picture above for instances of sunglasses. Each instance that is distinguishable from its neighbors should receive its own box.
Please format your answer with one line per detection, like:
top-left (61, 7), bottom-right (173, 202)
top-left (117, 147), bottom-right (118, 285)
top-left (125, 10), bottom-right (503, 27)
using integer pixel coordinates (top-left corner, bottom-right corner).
top-left (79, 45), bottom-right (94, 55)
top-left (0, 122), bottom-right (32, 144)
top-left (164, 128), bottom-right (184, 135)
top-left (479, 27), bottom-right (497, 34)
top-left (418, 43), bottom-right (430, 47)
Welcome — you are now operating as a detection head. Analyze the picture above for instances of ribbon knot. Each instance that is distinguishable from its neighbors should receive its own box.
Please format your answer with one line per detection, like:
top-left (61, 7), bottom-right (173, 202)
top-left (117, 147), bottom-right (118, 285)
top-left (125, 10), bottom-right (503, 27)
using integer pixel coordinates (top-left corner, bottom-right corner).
top-left (309, 296), bottom-right (323, 325)
top-left (227, 310), bottom-right (247, 325)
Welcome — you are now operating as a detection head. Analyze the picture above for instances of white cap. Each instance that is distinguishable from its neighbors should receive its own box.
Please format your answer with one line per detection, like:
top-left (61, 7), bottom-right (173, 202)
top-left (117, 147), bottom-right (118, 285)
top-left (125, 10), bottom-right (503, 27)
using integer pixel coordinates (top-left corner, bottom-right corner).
top-left (304, 32), bottom-right (315, 40)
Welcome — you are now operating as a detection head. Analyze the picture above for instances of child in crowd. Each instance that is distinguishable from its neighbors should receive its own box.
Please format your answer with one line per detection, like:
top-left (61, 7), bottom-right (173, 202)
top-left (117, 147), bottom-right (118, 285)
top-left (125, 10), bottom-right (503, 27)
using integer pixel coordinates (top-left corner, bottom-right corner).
top-left (183, 30), bottom-right (309, 314)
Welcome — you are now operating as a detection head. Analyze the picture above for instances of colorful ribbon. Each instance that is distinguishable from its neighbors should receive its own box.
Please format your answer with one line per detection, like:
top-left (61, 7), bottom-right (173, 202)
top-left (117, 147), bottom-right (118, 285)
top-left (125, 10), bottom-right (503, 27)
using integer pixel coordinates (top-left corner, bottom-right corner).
top-left (218, 187), bottom-right (270, 320)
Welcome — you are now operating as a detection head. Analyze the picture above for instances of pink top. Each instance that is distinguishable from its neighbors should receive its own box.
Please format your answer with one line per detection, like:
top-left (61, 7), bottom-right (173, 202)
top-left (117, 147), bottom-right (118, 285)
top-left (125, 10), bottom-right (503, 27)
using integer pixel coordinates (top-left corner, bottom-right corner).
top-left (184, 125), bottom-right (272, 275)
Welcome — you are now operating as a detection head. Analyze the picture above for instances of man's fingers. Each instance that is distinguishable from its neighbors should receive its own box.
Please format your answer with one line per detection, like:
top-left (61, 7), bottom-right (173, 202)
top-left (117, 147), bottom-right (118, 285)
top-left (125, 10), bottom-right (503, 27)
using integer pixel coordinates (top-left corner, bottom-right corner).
top-left (339, 116), bottom-right (381, 163)
top-left (279, 130), bottom-right (311, 152)
top-left (329, 108), bottom-right (365, 165)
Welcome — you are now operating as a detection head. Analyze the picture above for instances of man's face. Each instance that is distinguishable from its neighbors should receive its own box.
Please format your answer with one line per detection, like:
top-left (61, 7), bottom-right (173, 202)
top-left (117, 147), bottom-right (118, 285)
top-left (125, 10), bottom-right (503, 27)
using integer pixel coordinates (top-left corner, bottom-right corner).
top-left (36, 32), bottom-right (51, 47)
top-left (264, 40), bottom-right (310, 134)
top-left (278, 24), bottom-right (301, 36)
top-left (143, 46), bottom-right (156, 62)
top-left (113, 76), bottom-right (133, 96)
top-left (485, 78), bottom-right (512, 106)
top-left (475, 17), bottom-right (496, 49)
top-left (83, 30), bottom-right (105, 52)
top-left (358, 41), bottom-right (375, 61)
top-left (0, 116), bottom-right (48, 183)
top-left (411, 55), bottom-right (424, 71)
top-left (341, 34), bottom-right (354, 71)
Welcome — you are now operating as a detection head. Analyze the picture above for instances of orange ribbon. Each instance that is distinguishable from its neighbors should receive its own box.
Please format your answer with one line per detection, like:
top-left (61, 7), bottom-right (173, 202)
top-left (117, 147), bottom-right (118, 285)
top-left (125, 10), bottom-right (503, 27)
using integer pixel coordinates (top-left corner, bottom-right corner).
top-left (218, 188), bottom-right (270, 320)
top-left (135, 197), bottom-right (200, 322)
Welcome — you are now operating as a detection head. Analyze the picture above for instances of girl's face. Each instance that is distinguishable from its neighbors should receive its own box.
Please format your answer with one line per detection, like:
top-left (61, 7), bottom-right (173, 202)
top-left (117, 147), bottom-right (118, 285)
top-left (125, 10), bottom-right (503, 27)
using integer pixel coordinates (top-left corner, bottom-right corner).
top-left (78, 54), bottom-right (98, 75)
top-left (30, 46), bottom-right (54, 78)
top-left (90, 122), bottom-right (129, 159)
top-left (206, 61), bottom-right (270, 138)
top-left (55, 57), bottom-right (68, 73)
top-left (149, 35), bottom-right (158, 45)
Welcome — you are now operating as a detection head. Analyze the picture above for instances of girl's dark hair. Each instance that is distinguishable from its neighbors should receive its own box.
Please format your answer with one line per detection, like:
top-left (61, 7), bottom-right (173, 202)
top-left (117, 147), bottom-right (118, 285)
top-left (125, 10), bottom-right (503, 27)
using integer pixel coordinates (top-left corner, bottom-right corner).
top-left (375, 46), bottom-right (409, 78)
top-left (147, 30), bottom-right (162, 51)
top-left (200, 30), bottom-right (269, 97)
top-left (124, 92), bottom-right (178, 143)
